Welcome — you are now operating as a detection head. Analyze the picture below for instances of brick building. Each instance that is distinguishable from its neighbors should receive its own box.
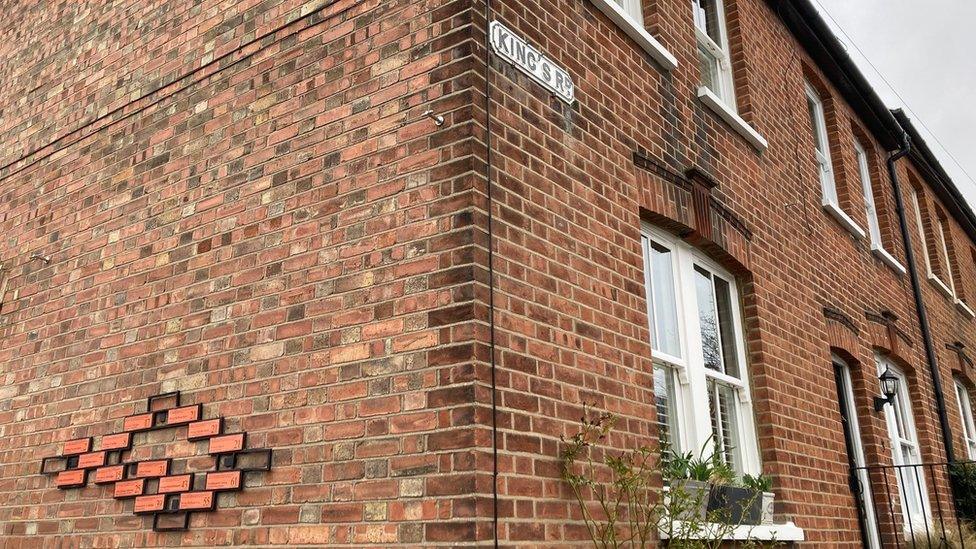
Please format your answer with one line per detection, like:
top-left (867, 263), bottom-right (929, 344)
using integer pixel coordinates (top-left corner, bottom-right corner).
top-left (1, 0), bottom-right (976, 546)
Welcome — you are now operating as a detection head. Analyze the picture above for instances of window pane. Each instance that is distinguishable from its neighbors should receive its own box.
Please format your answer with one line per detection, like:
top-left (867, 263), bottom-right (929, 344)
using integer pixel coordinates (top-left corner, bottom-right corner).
top-left (615, 0), bottom-right (644, 23)
top-left (693, 0), bottom-right (723, 45)
top-left (695, 265), bottom-right (723, 373)
top-left (713, 276), bottom-right (740, 379)
top-left (856, 142), bottom-right (882, 245)
top-left (698, 44), bottom-right (721, 94)
top-left (807, 96), bottom-right (824, 153)
top-left (708, 379), bottom-right (740, 472)
top-left (654, 364), bottom-right (681, 453)
top-left (650, 242), bottom-right (681, 358)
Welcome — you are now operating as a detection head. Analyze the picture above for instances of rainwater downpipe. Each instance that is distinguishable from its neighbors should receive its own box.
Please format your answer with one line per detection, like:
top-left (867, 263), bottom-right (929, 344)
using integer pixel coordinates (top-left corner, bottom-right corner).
top-left (887, 131), bottom-right (956, 465)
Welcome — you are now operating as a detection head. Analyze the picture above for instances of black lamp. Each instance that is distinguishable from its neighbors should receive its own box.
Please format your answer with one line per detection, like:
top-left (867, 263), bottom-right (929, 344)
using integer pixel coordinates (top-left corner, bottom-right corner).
top-left (874, 366), bottom-right (900, 412)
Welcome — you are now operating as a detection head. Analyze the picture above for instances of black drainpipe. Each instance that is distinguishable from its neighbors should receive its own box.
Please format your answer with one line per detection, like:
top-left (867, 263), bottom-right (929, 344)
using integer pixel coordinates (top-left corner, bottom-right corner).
top-left (887, 131), bottom-right (956, 465)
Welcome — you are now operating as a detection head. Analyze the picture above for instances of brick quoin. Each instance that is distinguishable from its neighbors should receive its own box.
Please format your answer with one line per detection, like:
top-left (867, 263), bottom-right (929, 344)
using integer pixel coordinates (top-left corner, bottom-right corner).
top-left (0, 0), bottom-right (975, 547)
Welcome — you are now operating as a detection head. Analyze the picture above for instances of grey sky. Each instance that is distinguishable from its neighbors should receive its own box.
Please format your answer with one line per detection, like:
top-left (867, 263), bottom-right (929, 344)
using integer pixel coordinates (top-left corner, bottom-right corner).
top-left (814, 0), bottom-right (976, 208)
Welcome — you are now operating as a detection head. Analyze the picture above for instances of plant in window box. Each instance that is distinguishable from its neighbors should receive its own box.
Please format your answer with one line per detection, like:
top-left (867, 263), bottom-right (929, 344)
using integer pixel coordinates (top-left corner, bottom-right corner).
top-left (742, 474), bottom-right (775, 525)
top-left (561, 408), bottom-right (780, 547)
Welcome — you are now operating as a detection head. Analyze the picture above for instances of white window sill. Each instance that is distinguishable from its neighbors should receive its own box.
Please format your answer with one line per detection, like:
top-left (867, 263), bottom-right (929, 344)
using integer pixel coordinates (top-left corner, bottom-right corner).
top-left (661, 521), bottom-right (805, 542)
top-left (697, 87), bottom-right (768, 153)
top-left (957, 299), bottom-right (976, 320)
top-left (587, 0), bottom-right (678, 71)
top-left (823, 202), bottom-right (866, 240)
top-left (872, 246), bottom-right (907, 275)
top-left (928, 274), bottom-right (954, 299)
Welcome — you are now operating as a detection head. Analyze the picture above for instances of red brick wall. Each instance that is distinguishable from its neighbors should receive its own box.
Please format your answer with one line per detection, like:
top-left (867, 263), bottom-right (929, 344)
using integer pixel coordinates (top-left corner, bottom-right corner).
top-left (0, 0), bottom-right (494, 545)
top-left (2, 0), bottom-right (976, 546)
top-left (482, 0), bottom-right (961, 546)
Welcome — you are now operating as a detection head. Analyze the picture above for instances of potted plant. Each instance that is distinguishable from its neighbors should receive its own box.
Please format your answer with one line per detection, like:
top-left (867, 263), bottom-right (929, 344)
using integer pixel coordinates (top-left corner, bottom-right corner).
top-left (705, 472), bottom-right (766, 525)
top-left (743, 474), bottom-right (775, 524)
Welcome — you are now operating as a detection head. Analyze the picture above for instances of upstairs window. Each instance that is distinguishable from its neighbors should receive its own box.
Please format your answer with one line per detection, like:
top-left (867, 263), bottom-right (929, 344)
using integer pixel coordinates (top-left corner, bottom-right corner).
top-left (935, 214), bottom-right (957, 297)
top-left (614, 0), bottom-right (644, 23)
top-left (856, 139), bottom-right (881, 246)
top-left (805, 84), bottom-right (836, 206)
top-left (693, 0), bottom-right (735, 107)
top-left (642, 225), bottom-right (760, 474)
top-left (909, 187), bottom-right (933, 271)
top-left (956, 381), bottom-right (976, 460)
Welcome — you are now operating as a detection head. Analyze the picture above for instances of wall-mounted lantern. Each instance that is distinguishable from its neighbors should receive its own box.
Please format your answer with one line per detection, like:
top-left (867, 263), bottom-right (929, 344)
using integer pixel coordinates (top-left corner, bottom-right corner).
top-left (874, 366), bottom-right (900, 412)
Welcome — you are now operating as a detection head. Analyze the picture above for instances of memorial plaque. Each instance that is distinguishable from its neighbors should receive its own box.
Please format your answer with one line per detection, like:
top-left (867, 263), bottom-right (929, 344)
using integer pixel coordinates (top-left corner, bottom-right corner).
top-left (123, 414), bottom-right (154, 432)
top-left (39, 390), bottom-right (271, 533)
top-left (62, 438), bottom-right (91, 456)
top-left (167, 405), bottom-right (200, 425)
top-left (158, 474), bottom-right (192, 494)
top-left (209, 433), bottom-right (245, 454)
top-left (77, 452), bottom-right (106, 469)
top-left (178, 491), bottom-right (214, 510)
top-left (94, 465), bottom-right (125, 484)
top-left (55, 469), bottom-right (86, 488)
top-left (134, 494), bottom-right (166, 514)
top-left (114, 479), bottom-right (145, 498)
top-left (187, 419), bottom-right (221, 440)
top-left (205, 470), bottom-right (241, 491)
top-left (135, 460), bottom-right (169, 478)
top-left (101, 433), bottom-right (131, 451)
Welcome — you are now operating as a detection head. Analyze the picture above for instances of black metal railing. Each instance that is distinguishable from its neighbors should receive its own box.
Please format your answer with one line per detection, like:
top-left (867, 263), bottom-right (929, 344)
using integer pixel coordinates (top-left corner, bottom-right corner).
top-left (852, 461), bottom-right (976, 548)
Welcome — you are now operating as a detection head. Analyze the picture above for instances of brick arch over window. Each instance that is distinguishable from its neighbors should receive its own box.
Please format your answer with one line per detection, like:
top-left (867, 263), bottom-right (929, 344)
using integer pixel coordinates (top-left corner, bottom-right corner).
top-left (864, 310), bottom-right (914, 365)
top-left (634, 151), bottom-right (751, 272)
top-left (824, 306), bottom-right (860, 353)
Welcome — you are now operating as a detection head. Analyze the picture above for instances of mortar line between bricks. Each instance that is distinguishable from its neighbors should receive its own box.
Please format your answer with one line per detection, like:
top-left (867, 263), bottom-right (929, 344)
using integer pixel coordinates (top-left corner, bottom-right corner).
top-left (0, 0), bottom-right (360, 186)
top-left (0, 0), bottom-right (198, 138)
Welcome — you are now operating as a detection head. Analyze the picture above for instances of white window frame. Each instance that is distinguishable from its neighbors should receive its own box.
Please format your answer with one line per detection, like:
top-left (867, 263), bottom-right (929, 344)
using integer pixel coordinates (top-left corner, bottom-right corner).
top-left (834, 356), bottom-right (880, 549)
top-left (642, 224), bottom-right (760, 475)
top-left (935, 215), bottom-right (956, 298)
top-left (692, 0), bottom-right (736, 107)
top-left (855, 139), bottom-right (905, 274)
top-left (955, 380), bottom-right (976, 460)
top-left (877, 357), bottom-right (930, 530)
top-left (615, 0), bottom-right (644, 23)
top-left (856, 140), bottom-right (882, 247)
top-left (805, 84), bottom-right (865, 239)
top-left (805, 83), bottom-right (836, 205)
top-left (587, 0), bottom-right (678, 70)
top-left (911, 187), bottom-right (954, 297)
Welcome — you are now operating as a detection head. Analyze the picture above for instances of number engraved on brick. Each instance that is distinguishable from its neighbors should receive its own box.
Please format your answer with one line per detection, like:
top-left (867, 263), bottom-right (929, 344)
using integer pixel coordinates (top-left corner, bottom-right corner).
top-left (123, 414), bottom-right (153, 432)
top-left (134, 494), bottom-right (165, 514)
top-left (114, 479), bottom-right (144, 498)
top-left (205, 470), bottom-right (241, 491)
top-left (158, 475), bottom-right (192, 493)
top-left (77, 452), bottom-right (106, 469)
top-left (62, 438), bottom-right (91, 456)
top-left (208, 433), bottom-right (244, 454)
top-left (101, 433), bottom-right (131, 450)
top-left (135, 460), bottom-right (168, 478)
top-left (94, 465), bottom-right (125, 484)
top-left (178, 491), bottom-right (214, 510)
top-left (55, 470), bottom-right (85, 487)
top-left (187, 419), bottom-right (221, 440)
top-left (167, 406), bottom-right (200, 425)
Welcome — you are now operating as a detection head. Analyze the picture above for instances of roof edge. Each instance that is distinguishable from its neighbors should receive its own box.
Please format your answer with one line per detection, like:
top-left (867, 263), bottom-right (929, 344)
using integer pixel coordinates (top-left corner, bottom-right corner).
top-left (893, 109), bottom-right (976, 245)
top-left (766, 0), bottom-right (903, 150)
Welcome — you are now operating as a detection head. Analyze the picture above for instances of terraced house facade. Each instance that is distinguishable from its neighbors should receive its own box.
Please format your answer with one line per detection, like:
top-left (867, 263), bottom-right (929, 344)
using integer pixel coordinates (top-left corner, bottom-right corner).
top-left (1, 0), bottom-right (976, 546)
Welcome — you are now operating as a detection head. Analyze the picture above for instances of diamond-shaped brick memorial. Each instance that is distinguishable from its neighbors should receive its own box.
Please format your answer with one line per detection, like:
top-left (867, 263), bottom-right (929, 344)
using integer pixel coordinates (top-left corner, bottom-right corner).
top-left (40, 391), bottom-right (271, 532)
